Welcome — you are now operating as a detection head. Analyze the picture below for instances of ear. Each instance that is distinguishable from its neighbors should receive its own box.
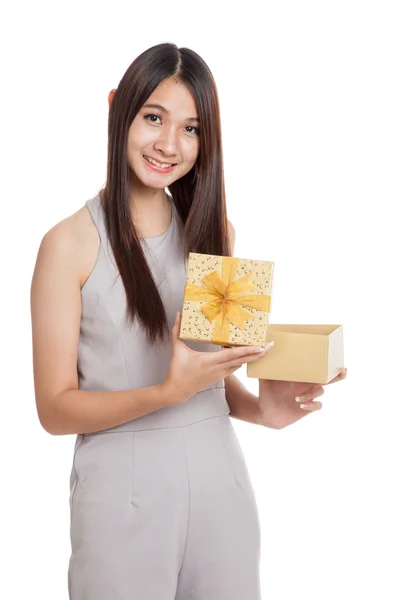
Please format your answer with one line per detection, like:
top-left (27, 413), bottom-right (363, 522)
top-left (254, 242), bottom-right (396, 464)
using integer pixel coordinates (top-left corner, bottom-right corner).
top-left (228, 219), bottom-right (236, 255)
top-left (108, 89), bottom-right (117, 108)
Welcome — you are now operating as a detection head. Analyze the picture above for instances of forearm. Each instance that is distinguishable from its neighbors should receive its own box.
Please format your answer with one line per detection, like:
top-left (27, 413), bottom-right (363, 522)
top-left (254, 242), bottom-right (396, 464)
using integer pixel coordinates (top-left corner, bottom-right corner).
top-left (229, 393), bottom-right (263, 425)
top-left (40, 381), bottom-right (176, 436)
top-left (225, 373), bottom-right (275, 427)
top-left (230, 397), bottom-right (277, 429)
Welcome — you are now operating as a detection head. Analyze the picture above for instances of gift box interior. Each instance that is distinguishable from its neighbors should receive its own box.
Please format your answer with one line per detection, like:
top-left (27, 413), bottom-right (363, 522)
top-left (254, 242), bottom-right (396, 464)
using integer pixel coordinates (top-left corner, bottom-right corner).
top-left (247, 324), bottom-right (344, 384)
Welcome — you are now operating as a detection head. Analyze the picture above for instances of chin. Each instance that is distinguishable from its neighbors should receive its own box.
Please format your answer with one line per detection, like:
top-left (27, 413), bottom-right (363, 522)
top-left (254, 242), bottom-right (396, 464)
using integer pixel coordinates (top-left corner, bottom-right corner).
top-left (138, 169), bottom-right (182, 189)
top-left (131, 169), bottom-right (165, 190)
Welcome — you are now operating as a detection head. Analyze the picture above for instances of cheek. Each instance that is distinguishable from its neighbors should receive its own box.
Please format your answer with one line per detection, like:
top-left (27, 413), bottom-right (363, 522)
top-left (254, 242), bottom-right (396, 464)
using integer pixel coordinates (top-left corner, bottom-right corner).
top-left (182, 139), bottom-right (200, 163)
top-left (128, 121), bottom-right (156, 150)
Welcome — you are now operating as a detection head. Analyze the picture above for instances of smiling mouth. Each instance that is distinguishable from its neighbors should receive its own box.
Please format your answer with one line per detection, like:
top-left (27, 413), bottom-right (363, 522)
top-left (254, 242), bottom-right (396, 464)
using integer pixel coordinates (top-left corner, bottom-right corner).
top-left (143, 155), bottom-right (177, 168)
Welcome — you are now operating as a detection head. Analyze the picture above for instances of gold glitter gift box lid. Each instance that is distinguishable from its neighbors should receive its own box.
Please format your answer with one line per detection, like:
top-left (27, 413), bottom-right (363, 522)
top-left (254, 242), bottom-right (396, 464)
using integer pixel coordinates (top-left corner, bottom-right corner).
top-left (178, 252), bottom-right (274, 347)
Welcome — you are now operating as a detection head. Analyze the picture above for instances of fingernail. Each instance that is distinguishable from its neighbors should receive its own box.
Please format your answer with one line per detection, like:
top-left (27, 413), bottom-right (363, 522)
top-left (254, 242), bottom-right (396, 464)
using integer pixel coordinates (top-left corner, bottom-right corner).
top-left (253, 346), bottom-right (266, 353)
top-left (176, 311), bottom-right (180, 320)
top-left (300, 403), bottom-right (310, 410)
top-left (295, 396), bottom-right (304, 403)
top-left (265, 341), bottom-right (274, 350)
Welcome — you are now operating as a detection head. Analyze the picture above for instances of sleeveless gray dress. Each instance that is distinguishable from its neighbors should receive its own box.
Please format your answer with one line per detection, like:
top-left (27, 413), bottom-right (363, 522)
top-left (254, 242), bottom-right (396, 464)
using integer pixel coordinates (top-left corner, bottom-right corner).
top-left (68, 191), bottom-right (262, 600)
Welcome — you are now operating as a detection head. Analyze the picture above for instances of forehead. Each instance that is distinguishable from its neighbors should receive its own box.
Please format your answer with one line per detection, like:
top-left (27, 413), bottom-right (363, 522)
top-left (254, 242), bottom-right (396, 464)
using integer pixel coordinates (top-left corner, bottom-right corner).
top-left (144, 77), bottom-right (198, 117)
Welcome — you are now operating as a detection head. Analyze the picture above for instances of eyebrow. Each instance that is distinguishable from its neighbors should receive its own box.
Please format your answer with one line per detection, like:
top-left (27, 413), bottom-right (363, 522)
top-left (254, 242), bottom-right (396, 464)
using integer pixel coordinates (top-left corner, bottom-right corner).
top-left (142, 103), bottom-right (199, 123)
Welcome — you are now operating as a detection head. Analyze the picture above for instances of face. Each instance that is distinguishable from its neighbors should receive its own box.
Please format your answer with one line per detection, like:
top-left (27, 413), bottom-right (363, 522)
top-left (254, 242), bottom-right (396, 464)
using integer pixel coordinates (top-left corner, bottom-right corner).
top-left (126, 77), bottom-right (200, 190)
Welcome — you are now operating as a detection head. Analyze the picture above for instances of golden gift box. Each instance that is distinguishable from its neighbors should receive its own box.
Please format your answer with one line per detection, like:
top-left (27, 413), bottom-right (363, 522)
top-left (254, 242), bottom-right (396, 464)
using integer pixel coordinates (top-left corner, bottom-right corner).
top-left (179, 252), bottom-right (274, 347)
top-left (247, 324), bottom-right (344, 384)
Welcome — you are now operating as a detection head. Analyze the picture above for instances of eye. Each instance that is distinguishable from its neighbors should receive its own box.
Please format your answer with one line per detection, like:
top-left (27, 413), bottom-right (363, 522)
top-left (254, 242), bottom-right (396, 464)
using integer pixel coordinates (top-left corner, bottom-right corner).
top-left (144, 113), bottom-right (162, 124)
top-left (185, 126), bottom-right (200, 135)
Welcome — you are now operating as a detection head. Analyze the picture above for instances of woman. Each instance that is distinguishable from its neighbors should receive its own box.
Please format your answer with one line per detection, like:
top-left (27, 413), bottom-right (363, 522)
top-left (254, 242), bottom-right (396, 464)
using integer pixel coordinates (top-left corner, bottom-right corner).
top-left (30, 42), bottom-right (347, 599)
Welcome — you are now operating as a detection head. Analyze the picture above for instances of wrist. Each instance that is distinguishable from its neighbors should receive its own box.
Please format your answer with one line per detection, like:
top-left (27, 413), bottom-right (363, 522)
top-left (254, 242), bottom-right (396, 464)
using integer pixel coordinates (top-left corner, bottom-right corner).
top-left (160, 377), bottom-right (190, 407)
top-left (257, 404), bottom-right (279, 429)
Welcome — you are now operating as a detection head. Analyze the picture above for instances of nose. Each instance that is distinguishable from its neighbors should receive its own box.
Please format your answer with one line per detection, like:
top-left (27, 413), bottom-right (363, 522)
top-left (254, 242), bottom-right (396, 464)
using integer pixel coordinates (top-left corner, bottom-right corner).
top-left (154, 125), bottom-right (179, 158)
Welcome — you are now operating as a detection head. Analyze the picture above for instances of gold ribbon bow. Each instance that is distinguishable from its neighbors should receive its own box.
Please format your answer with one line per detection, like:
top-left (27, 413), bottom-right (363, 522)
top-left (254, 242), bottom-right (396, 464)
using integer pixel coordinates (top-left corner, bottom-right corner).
top-left (183, 257), bottom-right (271, 345)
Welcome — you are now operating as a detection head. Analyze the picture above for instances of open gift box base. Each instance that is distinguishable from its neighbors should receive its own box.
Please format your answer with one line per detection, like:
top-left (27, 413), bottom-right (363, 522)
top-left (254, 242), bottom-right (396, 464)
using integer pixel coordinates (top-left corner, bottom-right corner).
top-left (247, 324), bottom-right (344, 384)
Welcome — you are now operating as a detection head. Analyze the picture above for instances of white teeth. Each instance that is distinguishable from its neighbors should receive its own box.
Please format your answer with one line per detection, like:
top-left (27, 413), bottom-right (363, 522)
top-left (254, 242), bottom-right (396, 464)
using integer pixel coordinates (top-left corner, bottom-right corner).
top-left (144, 155), bottom-right (174, 168)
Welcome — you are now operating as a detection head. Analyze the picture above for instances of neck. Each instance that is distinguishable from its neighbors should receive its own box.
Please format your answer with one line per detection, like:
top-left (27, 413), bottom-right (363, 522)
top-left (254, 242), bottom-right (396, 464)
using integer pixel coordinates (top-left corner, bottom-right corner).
top-left (129, 176), bottom-right (172, 238)
top-left (129, 171), bottom-right (169, 211)
top-left (100, 178), bottom-right (172, 238)
top-left (130, 192), bottom-right (170, 232)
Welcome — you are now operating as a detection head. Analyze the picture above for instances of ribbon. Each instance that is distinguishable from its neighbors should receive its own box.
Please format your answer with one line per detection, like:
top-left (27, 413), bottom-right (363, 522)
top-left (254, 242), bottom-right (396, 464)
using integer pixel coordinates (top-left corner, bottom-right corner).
top-left (183, 257), bottom-right (271, 345)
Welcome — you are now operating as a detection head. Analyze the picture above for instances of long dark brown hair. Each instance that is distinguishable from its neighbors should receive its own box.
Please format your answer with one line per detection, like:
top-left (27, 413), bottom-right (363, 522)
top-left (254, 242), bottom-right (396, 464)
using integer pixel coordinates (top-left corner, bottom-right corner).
top-left (100, 42), bottom-right (232, 345)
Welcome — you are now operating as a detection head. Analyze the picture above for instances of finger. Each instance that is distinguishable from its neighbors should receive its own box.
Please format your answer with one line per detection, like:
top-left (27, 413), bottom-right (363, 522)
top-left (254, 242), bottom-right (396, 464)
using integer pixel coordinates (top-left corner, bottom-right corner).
top-left (296, 386), bottom-right (325, 405)
top-left (223, 350), bottom-right (269, 369)
top-left (171, 312), bottom-right (188, 348)
top-left (226, 364), bottom-right (242, 375)
top-left (295, 368), bottom-right (347, 398)
top-left (171, 312), bottom-right (181, 342)
top-left (218, 342), bottom-right (273, 363)
top-left (226, 347), bottom-right (274, 368)
top-left (172, 311), bottom-right (180, 330)
top-left (299, 400), bottom-right (323, 411)
top-left (324, 368), bottom-right (347, 386)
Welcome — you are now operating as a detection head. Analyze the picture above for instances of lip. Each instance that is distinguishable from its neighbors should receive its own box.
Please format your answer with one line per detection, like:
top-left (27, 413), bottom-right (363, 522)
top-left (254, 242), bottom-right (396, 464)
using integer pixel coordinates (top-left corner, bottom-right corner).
top-left (143, 155), bottom-right (177, 173)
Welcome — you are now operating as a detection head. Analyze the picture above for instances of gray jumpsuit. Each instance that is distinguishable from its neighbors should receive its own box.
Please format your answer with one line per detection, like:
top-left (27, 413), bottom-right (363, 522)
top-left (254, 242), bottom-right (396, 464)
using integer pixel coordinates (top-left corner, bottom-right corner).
top-left (68, 191), bottom-right (262, 599)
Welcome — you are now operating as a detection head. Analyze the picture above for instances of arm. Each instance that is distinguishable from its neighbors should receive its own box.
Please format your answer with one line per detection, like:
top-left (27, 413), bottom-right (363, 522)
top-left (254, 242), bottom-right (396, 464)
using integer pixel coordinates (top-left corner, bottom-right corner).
top-left (225, 373), bottom-right (268, 426)
top-left (30, 216), bottom-right (175, 436)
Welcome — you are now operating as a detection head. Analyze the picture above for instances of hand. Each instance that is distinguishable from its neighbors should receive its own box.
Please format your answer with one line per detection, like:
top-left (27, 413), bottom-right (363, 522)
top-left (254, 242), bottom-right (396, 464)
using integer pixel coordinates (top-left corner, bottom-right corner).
top-left (164, 312), bottom-right (274, 406)
top-left (258, 368), bottom-right (348, 429)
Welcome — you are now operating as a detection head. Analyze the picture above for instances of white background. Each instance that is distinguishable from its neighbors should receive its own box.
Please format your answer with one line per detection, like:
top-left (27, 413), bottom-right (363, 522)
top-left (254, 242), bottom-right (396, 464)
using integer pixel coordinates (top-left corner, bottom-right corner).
top-left (1, 1), bottom-right (399, 598)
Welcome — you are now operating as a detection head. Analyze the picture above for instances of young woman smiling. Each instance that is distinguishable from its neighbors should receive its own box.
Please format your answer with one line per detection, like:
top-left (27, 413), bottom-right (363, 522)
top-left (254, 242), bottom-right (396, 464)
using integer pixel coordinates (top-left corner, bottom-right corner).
top-left (30, 42), bottom-right (347, 600)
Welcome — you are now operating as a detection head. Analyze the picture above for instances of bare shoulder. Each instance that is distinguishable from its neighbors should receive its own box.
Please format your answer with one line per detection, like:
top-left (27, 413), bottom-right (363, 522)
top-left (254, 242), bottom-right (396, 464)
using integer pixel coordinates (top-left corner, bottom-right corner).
top-left (36, 204), bottom-right (99, 289)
